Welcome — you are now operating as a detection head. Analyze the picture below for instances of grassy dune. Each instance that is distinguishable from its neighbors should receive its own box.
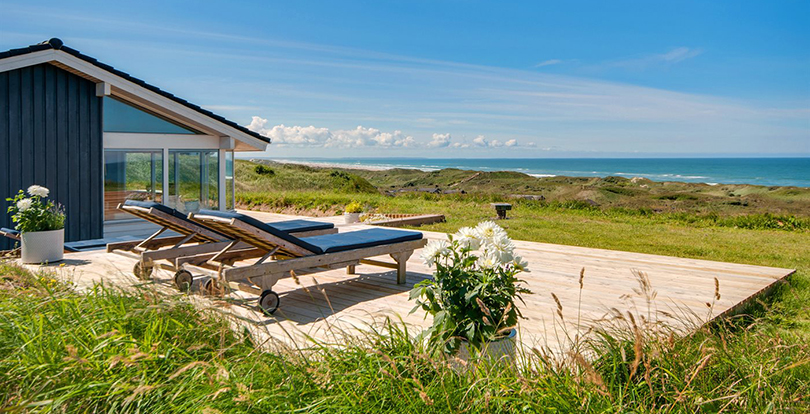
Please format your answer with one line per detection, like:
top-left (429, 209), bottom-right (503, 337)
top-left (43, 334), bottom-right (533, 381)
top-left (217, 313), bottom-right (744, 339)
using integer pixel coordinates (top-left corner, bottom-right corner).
top-left (0, 160), bottom-right (807, 412)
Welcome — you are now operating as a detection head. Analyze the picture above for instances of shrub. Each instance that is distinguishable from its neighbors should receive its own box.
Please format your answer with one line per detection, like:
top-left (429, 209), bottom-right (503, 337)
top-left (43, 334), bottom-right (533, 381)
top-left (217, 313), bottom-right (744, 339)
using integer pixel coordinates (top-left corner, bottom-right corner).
top-left (344, 201), bottom-right (363, 213)
top-left (254, 165), bottom-right (275, 176)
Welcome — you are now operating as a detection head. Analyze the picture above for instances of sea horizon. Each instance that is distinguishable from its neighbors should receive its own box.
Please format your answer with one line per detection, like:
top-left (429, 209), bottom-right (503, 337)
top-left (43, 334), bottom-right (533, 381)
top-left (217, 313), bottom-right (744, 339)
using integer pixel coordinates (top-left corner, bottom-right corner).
top-left (250, 157), bottom-right (810, 188)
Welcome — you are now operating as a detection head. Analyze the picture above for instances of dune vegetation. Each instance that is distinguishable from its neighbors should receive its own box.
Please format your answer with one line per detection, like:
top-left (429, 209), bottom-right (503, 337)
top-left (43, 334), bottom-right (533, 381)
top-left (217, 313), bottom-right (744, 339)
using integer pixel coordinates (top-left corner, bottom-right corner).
top-left (0, 159), bottom-right (807, 412)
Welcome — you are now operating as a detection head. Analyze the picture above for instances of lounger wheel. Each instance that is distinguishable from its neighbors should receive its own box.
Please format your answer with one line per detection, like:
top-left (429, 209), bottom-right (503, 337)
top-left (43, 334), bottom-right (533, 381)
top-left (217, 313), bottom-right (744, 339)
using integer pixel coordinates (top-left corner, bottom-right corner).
top-left (133, 262), bottom-right (153, 280)
top-left (202, 278), bottom-right (225, 296)
top-left (259, 290), bottom-right (280, 315)
top-left (174, 270), bottom-right (193, 292)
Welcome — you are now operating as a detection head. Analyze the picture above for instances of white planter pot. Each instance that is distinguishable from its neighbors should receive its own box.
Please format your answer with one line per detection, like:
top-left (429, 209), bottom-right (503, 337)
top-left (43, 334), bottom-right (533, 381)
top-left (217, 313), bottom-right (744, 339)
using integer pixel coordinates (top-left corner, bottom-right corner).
top-left (450, 329), bottom-right (517, 372)
top-left (344, 212), bottom-right (362, 224)
top-left (21, 228), bottom-right (64, 264)
top-left (458, 328), bottom-right (517, 361)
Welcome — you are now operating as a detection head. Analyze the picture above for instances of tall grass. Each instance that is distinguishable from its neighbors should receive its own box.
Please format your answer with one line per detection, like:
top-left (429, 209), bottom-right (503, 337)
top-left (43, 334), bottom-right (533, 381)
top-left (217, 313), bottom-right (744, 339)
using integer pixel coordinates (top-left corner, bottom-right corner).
top-left (0, 261), bottom-right (806, 413)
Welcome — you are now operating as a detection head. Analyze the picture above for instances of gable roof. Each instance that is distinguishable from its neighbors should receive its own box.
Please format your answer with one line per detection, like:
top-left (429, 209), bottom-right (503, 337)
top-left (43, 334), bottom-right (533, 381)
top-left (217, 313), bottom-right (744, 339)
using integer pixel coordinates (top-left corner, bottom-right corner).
top-left (0, 38), bottom-right (270, 151)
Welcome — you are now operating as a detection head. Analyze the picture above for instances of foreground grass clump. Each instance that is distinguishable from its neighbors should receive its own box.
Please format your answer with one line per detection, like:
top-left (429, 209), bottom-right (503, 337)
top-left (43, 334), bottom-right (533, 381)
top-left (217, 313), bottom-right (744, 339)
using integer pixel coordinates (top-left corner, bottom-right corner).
top-left (0, 262), bottom-right (807, 413)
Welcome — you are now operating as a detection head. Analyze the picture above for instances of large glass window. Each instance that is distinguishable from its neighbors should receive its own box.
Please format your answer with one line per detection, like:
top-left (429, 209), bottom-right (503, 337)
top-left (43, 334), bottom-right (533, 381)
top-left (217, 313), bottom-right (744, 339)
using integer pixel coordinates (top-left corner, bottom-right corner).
top-left (225, 151), bottom-right (235, 210)
top-left (168, 150), bottom-right (219, 214)
top-left (103, 97), bottom-right (199, 134)
top-left (104, 150), bottom-right (163, 221)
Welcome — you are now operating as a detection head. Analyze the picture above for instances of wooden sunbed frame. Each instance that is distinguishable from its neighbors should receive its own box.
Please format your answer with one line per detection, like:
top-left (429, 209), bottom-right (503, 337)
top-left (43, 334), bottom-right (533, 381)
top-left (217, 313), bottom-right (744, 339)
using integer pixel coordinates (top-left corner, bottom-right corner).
top-left (0, 228), bottom-right (21, 242)
top-left (184, 212), bottom-right (427, 314)
top-left (106, 203), bottom-right (336, 289)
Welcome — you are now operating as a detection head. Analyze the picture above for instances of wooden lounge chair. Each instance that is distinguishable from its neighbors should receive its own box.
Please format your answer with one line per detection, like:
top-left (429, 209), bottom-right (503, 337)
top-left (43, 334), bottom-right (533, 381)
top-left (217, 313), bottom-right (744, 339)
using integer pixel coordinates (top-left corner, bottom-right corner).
top-left (184, 210), bottom-right (427, 314)
top-left (106, 200), bottom-right (337, 289)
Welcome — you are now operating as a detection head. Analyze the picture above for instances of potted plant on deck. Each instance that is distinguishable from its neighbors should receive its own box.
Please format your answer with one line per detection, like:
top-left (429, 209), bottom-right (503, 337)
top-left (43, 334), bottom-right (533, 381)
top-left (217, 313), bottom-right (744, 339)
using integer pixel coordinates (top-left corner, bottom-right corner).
top-left (410, 221), bottom-right (530, 363)
top-left (6, 185), bottom-right (66, 264)
top-left (344, 201), bottom-right (363, 224)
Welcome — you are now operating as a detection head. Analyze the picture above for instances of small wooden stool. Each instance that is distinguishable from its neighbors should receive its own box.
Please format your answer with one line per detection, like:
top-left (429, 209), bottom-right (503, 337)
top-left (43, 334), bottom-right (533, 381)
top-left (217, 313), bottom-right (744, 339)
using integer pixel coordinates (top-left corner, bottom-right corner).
top-left (491, 203), bottom-right (512, 219)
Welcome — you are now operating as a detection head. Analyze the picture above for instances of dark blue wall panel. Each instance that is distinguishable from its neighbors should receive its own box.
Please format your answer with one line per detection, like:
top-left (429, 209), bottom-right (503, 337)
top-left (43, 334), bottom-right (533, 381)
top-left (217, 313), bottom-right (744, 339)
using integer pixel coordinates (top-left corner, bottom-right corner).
top-left (0, 63), bottom-right (103, 250)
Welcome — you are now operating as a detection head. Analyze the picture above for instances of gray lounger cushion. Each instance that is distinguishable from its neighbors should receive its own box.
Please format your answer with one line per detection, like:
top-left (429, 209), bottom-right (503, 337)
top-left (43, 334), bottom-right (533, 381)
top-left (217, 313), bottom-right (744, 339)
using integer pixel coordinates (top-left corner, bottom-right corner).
top-left (267, 219), bottom-right (335, 233)
top-left (124, 199), bottom-right (191, 222)
top-left (197, 209), bottom-right (334, 234)
top-left (300, 228), bottom-right (423, 254)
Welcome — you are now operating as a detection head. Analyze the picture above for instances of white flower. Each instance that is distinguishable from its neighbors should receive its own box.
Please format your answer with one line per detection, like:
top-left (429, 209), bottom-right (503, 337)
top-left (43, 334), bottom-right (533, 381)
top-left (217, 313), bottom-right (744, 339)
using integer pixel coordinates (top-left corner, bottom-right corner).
top-left (453, 226), bottom-right (481, 250)
top-left (421, 240), bottom-right (450, 267)
top-left (16, 198), bottom-right (33, 211)
top-left (27, 185), bottom-right (49, 198)
top-left (474, 221), bottom-right (507, 245)
top-left (476, 251), bottom-right (502, 270)
top-left (487, 234), bottom-right (516, 263)
top-left (511, 256), bottom-right (529, 272)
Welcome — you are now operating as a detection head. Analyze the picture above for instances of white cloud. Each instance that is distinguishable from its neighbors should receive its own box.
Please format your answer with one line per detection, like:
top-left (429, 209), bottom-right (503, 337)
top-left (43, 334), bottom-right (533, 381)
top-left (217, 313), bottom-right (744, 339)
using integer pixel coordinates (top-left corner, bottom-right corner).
top-left (470, 135), bottom-right (519, 148)
top-left (535, 59), bottom-right (562, 68)
top-left (247, 120), bottom-right (525, 151)
top-left (247, 118), bottom-right (415, 148)
top-left (427, 133), bottom-right (452, 148)
top-left (605, 47), bottom-right (703, 70)
top-left (659, 47), bottom-right (703, 63)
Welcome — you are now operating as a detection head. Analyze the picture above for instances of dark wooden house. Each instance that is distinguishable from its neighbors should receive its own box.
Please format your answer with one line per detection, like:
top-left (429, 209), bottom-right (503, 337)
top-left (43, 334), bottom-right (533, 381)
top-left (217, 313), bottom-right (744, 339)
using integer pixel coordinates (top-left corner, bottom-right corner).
top-left (0, 38), bottom-right (269, 250)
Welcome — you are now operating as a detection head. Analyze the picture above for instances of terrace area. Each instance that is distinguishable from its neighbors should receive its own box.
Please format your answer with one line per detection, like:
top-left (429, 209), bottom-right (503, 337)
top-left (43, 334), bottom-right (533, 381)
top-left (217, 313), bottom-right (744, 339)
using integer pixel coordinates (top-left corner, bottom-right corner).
top-left (20, 210), bottom-right (795, 355)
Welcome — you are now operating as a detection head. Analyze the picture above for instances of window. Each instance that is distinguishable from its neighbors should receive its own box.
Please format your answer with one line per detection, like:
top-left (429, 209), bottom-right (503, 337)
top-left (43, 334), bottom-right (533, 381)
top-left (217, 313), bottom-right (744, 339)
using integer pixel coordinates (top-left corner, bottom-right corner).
top-left (167, 150), bottom-right (219, 213)
top-left (225, 151), bottom-right (235, 210)
top-left (104, 150), bottom-right (163, 221)
top-left (103, 97), bottom-right (199, 134)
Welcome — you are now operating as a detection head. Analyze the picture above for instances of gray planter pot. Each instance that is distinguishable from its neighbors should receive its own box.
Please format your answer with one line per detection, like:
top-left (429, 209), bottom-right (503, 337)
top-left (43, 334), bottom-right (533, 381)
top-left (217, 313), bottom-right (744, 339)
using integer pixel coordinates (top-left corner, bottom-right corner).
top-left (449, 328), bottom-right (517, 372)
top-left (21, 228), bottom-right (64, 264)
top-left (457, 328), bottom-right (517, 362)
top-left (344, 212), bottom-right (362, 224)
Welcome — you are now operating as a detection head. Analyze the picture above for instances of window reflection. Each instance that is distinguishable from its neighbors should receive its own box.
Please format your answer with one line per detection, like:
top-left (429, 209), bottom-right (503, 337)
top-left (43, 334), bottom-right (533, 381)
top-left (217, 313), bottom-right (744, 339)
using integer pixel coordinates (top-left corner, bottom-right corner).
top-left (104, 150), bottom-right (163, 221)
top-left (168, 150), bottom-right (219, 213)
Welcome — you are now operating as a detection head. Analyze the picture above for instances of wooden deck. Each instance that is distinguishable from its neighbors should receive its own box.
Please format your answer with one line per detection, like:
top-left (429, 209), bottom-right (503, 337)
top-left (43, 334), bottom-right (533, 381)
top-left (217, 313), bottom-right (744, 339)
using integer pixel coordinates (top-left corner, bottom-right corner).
top-left (22, 210), bottom-right (795, 356)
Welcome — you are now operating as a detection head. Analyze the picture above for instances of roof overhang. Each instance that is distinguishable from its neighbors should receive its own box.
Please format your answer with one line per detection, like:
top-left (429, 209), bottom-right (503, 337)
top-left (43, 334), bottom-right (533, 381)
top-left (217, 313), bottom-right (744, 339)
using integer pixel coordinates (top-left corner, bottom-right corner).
top-left (0, 46), bottom-right (269, 152)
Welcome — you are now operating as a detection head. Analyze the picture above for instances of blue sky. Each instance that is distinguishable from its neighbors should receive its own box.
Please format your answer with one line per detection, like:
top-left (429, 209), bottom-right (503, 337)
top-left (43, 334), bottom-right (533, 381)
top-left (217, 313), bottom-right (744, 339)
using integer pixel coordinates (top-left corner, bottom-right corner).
top-left (2, 0), bottom-right (808, 157)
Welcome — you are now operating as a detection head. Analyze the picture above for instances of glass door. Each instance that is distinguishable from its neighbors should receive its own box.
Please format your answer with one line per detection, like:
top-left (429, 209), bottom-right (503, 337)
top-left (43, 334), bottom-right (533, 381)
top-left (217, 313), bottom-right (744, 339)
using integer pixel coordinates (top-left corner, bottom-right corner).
top-left (168, 150), bottom-right (219, 214)
top-left (103, 150), bottom-right (163, 221)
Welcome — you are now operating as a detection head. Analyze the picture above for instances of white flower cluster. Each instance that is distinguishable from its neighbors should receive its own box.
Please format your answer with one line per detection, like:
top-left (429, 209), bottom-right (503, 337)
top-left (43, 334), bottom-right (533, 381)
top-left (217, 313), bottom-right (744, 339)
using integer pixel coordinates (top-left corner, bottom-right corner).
top-left (421, 221), bottom-right (529, 272)
top-left (27, 185), bottom-right (49, 198)
top-left (421, 239), bottom-right (450, 267)
top-left (16, 198), bottom-right (33, 212)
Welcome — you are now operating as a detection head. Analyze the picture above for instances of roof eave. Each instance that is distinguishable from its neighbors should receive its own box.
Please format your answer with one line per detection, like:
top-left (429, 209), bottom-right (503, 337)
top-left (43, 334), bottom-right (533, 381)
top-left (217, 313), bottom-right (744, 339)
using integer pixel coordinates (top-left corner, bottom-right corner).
top-left (0, 40), bottom-right (271, 151)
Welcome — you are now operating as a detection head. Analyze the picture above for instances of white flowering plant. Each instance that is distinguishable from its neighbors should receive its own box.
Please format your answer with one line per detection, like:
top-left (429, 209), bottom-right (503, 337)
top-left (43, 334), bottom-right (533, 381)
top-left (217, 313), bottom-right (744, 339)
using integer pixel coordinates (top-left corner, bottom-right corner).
top-left (410, 221), bottom-right (531, 354)
top-left (6, 185), bottom-right (65, 233)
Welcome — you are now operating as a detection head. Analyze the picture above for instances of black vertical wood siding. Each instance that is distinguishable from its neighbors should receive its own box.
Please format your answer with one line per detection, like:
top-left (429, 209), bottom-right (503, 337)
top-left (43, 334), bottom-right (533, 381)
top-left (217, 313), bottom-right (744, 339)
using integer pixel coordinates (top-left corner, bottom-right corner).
top-left (0, 63), bottom-right (103, 250)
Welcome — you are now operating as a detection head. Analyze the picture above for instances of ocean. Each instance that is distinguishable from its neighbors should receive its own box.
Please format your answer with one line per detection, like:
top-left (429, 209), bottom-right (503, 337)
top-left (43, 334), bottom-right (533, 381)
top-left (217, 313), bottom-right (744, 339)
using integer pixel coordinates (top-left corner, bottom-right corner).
top-left (268, 158), bottom-right (810, 188)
